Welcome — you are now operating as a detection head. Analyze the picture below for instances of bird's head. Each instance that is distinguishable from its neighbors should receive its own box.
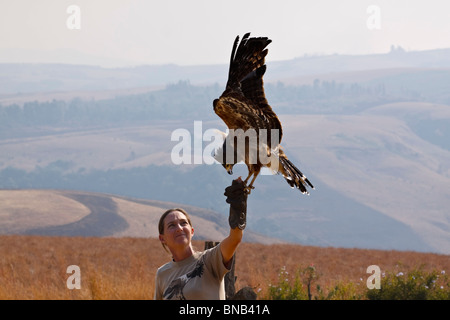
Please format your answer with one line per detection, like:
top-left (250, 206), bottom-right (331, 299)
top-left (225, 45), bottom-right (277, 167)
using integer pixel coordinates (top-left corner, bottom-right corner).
top-left (222, 163), bottom-right (234, 175)
top-left (213, 135), bottom-right (237, 175)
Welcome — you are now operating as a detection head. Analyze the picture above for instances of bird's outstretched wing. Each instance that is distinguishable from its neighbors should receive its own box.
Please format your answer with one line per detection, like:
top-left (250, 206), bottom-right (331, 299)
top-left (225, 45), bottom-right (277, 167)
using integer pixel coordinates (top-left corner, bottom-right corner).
top-left (213, 33), bottom-right (282, 147)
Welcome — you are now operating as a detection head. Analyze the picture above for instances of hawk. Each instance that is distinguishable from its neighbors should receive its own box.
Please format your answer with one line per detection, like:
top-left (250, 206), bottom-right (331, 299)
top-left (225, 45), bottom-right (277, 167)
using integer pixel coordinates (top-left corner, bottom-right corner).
top-left (213, 33), bottom-right (314, 195)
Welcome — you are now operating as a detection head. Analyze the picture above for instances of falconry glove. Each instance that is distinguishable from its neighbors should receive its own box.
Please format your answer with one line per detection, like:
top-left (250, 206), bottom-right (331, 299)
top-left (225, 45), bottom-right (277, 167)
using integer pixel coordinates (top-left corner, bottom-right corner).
top-left (224, 178), bottom-right (248, 230)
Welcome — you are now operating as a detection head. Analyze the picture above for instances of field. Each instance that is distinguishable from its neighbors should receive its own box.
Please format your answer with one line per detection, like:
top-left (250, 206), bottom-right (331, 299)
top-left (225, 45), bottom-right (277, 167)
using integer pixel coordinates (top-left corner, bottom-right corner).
top-left (0, 235), bottom-right (448, 300)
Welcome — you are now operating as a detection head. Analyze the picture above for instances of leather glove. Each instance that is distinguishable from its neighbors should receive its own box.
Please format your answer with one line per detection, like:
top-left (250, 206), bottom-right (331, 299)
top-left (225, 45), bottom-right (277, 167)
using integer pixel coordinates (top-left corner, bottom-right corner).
top-left (224, 177), bottom-right (248, 230)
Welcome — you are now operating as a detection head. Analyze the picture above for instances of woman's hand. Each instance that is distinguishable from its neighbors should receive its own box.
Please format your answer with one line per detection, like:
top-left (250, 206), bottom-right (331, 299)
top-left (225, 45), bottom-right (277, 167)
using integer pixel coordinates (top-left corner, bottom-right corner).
top-left (224, 177), bottom-right (248, 230)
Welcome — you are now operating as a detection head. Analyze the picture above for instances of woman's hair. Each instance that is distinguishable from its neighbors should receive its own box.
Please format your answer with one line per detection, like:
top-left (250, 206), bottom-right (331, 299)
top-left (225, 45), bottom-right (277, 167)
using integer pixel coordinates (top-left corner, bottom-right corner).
top-left (158, 208), bottom-right (193, 253)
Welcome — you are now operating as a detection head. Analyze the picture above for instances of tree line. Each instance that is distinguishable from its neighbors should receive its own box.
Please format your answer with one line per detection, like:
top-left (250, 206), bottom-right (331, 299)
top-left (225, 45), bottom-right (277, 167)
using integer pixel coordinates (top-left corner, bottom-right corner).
top-left (0, 77), bottom-right (441, 131)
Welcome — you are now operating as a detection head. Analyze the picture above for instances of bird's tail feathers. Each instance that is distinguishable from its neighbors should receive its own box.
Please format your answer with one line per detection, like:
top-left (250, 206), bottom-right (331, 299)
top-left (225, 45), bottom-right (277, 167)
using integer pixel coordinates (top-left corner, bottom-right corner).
top-left (278, 156), bottom-right (314, 194)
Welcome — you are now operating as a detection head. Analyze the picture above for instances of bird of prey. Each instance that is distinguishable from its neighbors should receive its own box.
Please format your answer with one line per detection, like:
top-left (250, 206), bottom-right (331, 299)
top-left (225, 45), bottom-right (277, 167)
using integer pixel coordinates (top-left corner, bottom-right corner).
top-left (213, 33), bottom-right (314, 195)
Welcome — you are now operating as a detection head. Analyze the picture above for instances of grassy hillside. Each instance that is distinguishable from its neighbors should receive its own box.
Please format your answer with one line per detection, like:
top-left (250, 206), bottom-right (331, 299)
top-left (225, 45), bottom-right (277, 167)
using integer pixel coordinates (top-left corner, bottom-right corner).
top-left (278, 106), bottom-right (450, 253)
top-left (0, 189), bottom-right (278, 244)
top-left (1, 102), bottom-right (449, 252)
top-left (0, 235), bottom-right (448, 300)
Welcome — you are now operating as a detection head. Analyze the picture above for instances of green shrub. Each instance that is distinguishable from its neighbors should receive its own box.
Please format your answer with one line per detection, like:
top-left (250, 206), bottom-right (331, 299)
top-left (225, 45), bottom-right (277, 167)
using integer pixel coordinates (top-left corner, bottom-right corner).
top-left (266, 265), bottom-right (449, 300)
top-left (316, 281), bottom-right (364, 300)
top-left (266, 266), bottom-right (309, 300)
top-left (366, 268), bottom-right (449, 300)
top-left (265, 265), bottom-right (363, 300)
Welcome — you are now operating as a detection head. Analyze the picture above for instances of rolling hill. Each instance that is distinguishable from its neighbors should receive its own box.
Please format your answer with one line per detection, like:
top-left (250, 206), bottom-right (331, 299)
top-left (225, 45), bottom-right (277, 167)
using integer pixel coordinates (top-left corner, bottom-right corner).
top-left (0, 102), bottom-right (448, 253)
top-left (275, 103), bottom-right (450, 253)
top-left (0, 189), bottom-right (280, 244)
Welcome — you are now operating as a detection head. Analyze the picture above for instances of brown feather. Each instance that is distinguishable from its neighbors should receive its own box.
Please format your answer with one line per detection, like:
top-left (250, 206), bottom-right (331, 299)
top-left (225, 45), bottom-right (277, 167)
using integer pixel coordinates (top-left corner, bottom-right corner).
top-left (214, 33), bottom-right (282, 147)
top-left (213, 33), bottom-right (313, 195)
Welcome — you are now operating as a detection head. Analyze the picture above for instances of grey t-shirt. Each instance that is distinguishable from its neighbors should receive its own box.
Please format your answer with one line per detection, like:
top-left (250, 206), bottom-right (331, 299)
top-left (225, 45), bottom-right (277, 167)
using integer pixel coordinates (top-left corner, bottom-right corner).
top-left (154, 243), bottom-right (231, 300)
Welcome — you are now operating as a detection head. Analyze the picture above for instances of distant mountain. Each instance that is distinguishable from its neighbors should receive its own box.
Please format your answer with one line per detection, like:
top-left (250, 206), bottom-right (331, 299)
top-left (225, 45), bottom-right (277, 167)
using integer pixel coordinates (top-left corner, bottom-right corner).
top-left (0, 63), bottom-right (226, 97)
top-left (268, 47), bottom-right (450, 82)
top-left (2, 47), bottom-right (450, 96)
top-left (0, 48), bottom-right (136, 69)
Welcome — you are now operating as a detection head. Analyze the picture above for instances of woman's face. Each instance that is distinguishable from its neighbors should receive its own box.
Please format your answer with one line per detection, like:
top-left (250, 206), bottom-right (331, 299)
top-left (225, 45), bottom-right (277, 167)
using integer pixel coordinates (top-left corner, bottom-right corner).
top-left (159, 210), bottom-right (194, 251)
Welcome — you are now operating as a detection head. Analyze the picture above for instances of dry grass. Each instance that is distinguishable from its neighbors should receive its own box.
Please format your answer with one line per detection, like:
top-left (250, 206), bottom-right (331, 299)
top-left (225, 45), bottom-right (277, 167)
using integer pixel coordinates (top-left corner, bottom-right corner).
top-left (234, 243), bottom-right (449, 298)
top-left (0, 235), bottom-right (448, 300)
top-left (0, 236), bottom-right (159, 299)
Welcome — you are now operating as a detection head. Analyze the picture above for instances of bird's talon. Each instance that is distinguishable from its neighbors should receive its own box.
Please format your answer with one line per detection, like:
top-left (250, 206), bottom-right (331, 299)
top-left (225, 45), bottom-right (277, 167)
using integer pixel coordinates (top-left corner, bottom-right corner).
top-left (244, 186), bottom-right (254, 195)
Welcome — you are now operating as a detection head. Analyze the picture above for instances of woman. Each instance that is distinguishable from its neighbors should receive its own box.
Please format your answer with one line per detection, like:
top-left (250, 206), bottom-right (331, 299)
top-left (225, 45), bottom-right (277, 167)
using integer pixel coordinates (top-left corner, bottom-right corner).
top-left (154, 178), bottom-right (247, 300)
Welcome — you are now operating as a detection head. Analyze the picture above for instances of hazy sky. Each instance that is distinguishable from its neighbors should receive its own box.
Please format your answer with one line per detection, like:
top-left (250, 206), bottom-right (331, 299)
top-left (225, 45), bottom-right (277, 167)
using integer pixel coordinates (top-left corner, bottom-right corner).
top-left (1, 0), bottom-right (449, 67)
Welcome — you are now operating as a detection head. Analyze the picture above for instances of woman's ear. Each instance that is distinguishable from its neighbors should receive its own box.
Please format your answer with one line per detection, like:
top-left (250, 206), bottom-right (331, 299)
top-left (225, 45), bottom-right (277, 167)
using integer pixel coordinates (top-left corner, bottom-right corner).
top-left (191, 227), bottom-right (194, 237)
top-left (159, 234), bottom-right (165, 244)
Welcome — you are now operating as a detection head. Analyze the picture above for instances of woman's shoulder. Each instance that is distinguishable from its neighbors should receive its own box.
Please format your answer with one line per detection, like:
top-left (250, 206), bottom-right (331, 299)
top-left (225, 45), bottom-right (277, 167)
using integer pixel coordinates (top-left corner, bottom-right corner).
top-left (156, 261), bottom-right (173, 275)
top-left (198, 243), bottom-right (223, 261)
